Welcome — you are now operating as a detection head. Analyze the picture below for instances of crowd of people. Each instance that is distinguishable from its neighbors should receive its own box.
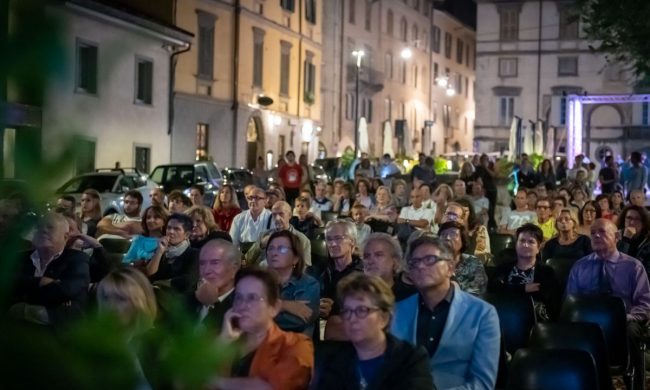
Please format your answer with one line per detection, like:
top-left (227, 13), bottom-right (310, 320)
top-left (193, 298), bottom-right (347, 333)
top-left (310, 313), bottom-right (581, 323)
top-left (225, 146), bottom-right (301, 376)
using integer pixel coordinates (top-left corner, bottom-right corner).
top-left (3, 148), bottom-right (650, 389)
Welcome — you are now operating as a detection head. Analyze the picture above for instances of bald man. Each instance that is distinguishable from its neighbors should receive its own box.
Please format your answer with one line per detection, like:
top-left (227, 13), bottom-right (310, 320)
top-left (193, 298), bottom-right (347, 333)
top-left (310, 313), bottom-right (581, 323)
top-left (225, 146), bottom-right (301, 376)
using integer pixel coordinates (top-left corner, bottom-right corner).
top-left (244, 201), bottom-right (311, 267)
top-left (566, 218), bottom-right (650, 386)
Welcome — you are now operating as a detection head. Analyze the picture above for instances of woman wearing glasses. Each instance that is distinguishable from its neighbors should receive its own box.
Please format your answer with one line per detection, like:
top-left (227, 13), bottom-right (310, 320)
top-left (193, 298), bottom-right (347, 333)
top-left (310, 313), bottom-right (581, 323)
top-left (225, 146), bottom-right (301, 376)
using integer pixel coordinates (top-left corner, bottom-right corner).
top-left (266, 230), bottom-right (320, 335)
top-left (438, 221), bottom-right (487, 296)
top-left (217, 268), bottom-right (314, 390)
top-left (313, 273), bottom-right (433, 390)
top-left (576, 200), bottom-right (602, 236)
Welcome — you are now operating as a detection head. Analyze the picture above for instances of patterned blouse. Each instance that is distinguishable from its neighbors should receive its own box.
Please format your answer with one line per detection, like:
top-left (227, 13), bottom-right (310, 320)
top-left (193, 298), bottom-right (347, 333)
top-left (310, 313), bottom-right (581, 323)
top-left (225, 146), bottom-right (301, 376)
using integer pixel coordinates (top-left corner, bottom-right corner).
top-left (453, 253), bottom-right (488, 295)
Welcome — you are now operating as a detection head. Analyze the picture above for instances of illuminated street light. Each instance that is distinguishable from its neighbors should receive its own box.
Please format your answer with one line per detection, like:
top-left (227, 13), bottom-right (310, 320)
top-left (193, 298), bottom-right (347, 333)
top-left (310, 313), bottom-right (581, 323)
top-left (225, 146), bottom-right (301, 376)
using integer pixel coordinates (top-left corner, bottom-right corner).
top-left (436, 76), bottom-right (448, 88)
top-left (446, 87), bottom-right (456, 97)
top-left (400, 47), bottom-right (412, 59)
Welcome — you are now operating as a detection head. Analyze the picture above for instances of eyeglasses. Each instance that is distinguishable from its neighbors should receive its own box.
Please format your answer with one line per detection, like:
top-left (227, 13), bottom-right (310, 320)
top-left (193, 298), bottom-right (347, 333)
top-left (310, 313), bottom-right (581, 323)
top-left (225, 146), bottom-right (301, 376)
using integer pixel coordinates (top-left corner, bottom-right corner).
top-left (341, 305), bottom-right (381, 320)
top-left (246, 196), bottom-right (266, 202)
top-left (267, 245), bottom-right (291, 254)
top-left (325, 235), bottom-right (348, 244)
top-left (406, 254), bottom-right (449, 269)
top-left (233, 293), bottom-right (266, 308)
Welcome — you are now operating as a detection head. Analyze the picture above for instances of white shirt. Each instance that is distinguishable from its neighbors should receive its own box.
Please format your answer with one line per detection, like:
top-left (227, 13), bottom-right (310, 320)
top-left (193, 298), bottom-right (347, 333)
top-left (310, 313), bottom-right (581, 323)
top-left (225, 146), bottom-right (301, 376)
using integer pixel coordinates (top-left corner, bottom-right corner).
top-left (399, 205), bottom-right (435, 230)
top-left (229, 208), bottom-right (273, 247)
top-left (198, 288), bottom-right (234, 323)
top-left (356, 223), bottom-right (372, 249)
top-left (499, 209), bottom-right (537, 230)
top-left (30, 250), bottom-right (63, 277)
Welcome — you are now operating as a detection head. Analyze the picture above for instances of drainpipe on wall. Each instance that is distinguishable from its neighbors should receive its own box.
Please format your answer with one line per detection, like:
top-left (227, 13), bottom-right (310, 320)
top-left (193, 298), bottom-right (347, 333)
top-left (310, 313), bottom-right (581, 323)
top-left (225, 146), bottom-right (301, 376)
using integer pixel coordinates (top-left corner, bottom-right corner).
top-left (296, 0), bottom-right (304, 153)
top-left (232, 0), bottom-right (241, 165)
top-left (167, 44), bottom-right (191, 162)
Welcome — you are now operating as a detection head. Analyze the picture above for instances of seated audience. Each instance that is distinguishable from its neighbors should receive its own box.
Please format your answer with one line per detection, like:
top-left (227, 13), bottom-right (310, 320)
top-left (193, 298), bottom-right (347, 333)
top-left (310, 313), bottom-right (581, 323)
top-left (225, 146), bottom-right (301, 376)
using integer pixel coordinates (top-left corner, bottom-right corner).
top-left (611, 189), bottom-right (625, 215)
top-left (313, 273), bottom-right (434, 390)
top-left (541, 207), bottom-right (592, 261)
top-left (312, 180), bottom-right (333, 212)
top-left (96, 190), bottom-right (143, 239)
top-left (432, 184), bottom-right (454, 228)
top-left (145, 213), bottom-right (199, 294)
top-left (391, 179), bottom-right (409, 209)
top-left (351, 204), bottom-right (372, 251)
top-left (438, 221), bottom-right (487, 296)
top-left (566, 218), bottom-right (650, 387)
top-left (168, 190), bottom-right (192, 214)
top-left (229, 186), bottom-right (273, 249)
top-left (333, 182), bottom-right (355, 217)
top-left (617, 205), bottom-right (650, 276)
top-left (216, 268), bottom-right (313, 390)
top-left (471, 179), bottom-right (489, 226)
top-left (629, 189), bottom-right (647, 208)
top-left (391, 236), bottom-right (500, 389)
top-left (245, 201), bottom-right (310, 267)
top-left (266, 230), bottom-right (319, 335)
top-left (123, 205), bottom-right (168, 264)
top-left (368, 185), bottom-right (398, 223)
top-left (55, 195), bottom-right (76, 216)
top-left (498, 188), bottom-right (536, 236)
top-left (186, 206), bottom-right (231, 249)
top-left (397, 189), bottom-right (435, 238)
top-left (290, 196), bottom-right (319, 240)
top-left (189, 185), bottom-right (205, 207)
top-left (186, 239), bottom-right (240, 332)
top-left (577, 200), bottom-right (601, 236)
top-left (212, 184), bottom-right (242, 232)
top-left (355, 178), bottom-right (374, 209)
top-left (488, 224), bottom-right (561, 321)
top-left (533, 197), bottom-right (556, 241)
top-left (10, 213), bottom-right (90, 325)
top-left (149, 187), bottom-right (166, 209)
top-left (596, 194), bottom-right (617, 223)
top-left (79, 189), bottom-right (102, 237)
top-left (361, 233), bottom-right (417, 302)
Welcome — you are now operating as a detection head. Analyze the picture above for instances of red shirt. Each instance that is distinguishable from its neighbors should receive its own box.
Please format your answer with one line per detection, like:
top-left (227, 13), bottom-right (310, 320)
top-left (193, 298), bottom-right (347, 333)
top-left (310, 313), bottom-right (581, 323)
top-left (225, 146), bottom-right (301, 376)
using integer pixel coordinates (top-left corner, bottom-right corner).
top-left (279, 163), bottom-right (303, 189)
top-left (212, 207), bottom-right (242, 232)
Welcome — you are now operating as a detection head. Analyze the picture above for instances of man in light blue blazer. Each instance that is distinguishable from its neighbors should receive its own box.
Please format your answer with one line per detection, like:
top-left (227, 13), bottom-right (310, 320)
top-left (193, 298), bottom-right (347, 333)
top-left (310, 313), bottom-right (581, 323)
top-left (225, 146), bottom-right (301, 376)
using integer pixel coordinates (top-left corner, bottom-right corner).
top-left (391, 236), bottom-right (500, 390)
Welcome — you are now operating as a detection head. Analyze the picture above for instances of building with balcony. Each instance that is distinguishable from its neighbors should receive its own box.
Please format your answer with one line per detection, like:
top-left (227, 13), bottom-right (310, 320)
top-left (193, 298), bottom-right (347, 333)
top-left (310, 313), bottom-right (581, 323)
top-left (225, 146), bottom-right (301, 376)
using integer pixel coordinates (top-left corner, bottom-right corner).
top-left (320, 0), bottom-right (475, 159)
top-left (474, 0), bottom-right (649, 161)
top-left (172, 0), bottom-right (322, 169)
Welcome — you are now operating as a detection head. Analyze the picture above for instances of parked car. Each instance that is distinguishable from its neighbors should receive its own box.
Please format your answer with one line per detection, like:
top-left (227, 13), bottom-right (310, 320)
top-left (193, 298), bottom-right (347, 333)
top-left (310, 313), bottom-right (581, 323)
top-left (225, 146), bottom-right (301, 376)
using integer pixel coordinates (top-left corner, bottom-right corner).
top-left (149, 161), bottom-right (223, 206)
top-left (222, 167), bottom-right (254, 208)
top-left (54, 169), bottom-right (157, 216)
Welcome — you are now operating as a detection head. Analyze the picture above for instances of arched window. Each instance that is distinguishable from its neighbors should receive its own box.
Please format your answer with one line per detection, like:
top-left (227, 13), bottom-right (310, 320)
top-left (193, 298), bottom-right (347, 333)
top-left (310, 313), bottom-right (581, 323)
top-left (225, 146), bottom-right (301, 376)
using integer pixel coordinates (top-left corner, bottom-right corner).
top-left (386, 9), bottom-right (394, 35)
top-left (412, 24), bottom-right (418, 42)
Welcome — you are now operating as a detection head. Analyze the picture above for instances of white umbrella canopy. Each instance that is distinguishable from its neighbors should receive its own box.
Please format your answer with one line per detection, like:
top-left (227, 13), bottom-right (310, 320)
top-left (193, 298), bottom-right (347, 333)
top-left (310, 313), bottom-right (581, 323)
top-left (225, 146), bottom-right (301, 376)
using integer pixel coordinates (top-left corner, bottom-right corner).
top-left (358, 117), bottom-right (369, 155)
top-left (383, 121), bottom-right (395, 156)
top-left (523, 123), bottom-right (533, 155)
top-left (507, 116), bottom-right (518, 162)
top-left (544, 126), bottom-right (556, 157)
top-left (534, 120), bottom-right (544, 155)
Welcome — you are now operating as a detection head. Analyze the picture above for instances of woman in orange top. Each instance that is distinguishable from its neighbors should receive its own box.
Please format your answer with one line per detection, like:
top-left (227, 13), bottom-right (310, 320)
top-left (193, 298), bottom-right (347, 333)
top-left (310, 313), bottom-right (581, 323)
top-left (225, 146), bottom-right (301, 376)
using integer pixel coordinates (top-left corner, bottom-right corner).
top-left (214, 267), bottom-right (313, 390)
top-left (213, 185), bottom-right (242, 232)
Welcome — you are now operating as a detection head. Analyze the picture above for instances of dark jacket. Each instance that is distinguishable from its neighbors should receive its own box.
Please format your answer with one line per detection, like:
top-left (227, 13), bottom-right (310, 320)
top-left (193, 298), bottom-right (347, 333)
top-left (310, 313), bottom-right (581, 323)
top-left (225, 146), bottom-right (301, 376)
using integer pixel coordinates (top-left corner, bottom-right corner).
top-left (312, 334), bottom-right (435, 390)
top-left (12, 248), bottom-right (90, 323)
top-left (190, 230), bottom-right (232, 249)
top-left (184, 290), bottom-right (234, 334)
top-left (618, 234), bottom-right (650, 280)
top-left (487, 260), bottom-right (561, 320)
top-left (151, 246), bottom-right (199, 294)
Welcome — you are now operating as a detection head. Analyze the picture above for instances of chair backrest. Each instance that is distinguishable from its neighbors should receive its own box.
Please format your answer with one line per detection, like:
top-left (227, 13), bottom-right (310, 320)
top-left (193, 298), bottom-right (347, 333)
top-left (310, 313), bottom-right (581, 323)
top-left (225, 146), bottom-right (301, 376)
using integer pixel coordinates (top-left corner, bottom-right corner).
top-left (544, 256), bottom-right (578, 293)
top-left (483, 292), bottom-right (537, 355)
top-left (489, 233), bottom-right (514, 256)
top-left (506, 348), bottom-right (599, 390)
top-left (559, 294), bottom-right (629, 370)
top-left (366, 219), bottom-right (395, 235)
top-left (98, 237), bottom-right (131, 253)
top-left (529, 322), bottom-right (613, 390)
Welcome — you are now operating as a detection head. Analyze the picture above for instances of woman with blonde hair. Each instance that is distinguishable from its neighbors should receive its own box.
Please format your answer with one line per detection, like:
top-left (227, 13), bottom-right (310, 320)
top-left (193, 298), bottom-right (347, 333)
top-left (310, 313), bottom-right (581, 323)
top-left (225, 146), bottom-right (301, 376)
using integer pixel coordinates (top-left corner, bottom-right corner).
top-left (97, 267), bottom-right (157, 332)
top-left (432, 184), bottom-right (454, 226)
top-left (212, 184), bottom-right (242, 232)
top-left (367, 185), bottom-right (397, 223)
top-left (79, 188), bottom-right (102, 237)
top-left (187, 205), bottom-right (231, 249)
top-left (541, 207), bottom-right (592, 261)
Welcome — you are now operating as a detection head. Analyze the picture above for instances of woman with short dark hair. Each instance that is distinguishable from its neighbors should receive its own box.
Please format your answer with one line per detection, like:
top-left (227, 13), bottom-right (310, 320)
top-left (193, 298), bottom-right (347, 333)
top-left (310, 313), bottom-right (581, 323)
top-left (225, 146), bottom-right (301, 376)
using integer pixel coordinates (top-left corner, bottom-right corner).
top-left (217, 267), bottom-right (314, 390)
top-left (577, 200), bottom-right (602, 236)
top-left (312, 273), bottom-right (434, 390)
top-left (123, 205), bottom-right (169, 264)
top-left (438, 221), bottom-right (487, 295)
top-left (487, 223), bottom-right (561, 321)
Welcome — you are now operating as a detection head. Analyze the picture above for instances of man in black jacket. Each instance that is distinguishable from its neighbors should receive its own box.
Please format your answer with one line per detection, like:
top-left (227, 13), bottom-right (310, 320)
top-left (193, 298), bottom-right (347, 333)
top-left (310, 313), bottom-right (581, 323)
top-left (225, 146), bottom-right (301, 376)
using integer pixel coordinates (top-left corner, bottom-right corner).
top-left (10, 213), bottom-right (90, 325)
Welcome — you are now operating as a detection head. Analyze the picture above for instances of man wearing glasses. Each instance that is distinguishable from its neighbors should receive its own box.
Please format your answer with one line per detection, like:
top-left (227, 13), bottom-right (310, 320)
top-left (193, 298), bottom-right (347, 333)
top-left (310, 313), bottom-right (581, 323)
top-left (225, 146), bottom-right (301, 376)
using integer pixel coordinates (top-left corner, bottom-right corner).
top-left (391, 236), bottom-right (500, 390)
top-left (533, 197), bottom-right (556, 241)
top-left (229, 187), bottom-right (273, 250)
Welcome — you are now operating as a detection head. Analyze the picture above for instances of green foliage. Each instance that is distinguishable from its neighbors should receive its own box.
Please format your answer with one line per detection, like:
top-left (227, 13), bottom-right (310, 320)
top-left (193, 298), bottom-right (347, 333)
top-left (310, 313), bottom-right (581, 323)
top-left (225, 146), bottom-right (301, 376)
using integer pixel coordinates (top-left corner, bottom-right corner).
top-left (574, 0), bottom-right (650, 79)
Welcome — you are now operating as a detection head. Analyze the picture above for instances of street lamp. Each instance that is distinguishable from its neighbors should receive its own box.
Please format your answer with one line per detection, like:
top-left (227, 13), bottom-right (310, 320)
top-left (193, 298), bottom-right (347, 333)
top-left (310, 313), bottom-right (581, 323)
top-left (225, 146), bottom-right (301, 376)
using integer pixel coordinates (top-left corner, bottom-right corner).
top-left (400, 47), bottom-right (412, 59)
top-left (352, 50), bottom-right (365, 158)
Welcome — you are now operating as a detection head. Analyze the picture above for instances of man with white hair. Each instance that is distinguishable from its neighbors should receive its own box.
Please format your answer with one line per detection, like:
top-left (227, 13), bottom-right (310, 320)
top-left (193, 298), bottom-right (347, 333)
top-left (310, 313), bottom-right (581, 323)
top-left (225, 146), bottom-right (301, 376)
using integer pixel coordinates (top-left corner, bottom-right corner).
top-left (10, 213), bottom-right (90, 325)
top-left (244, 201), bottom-right (311, 267)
